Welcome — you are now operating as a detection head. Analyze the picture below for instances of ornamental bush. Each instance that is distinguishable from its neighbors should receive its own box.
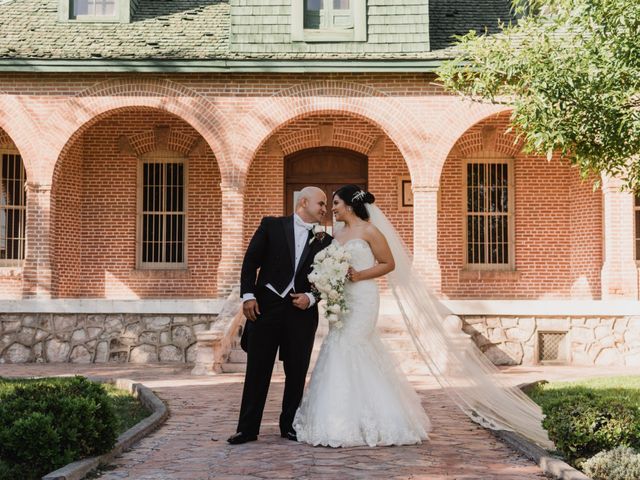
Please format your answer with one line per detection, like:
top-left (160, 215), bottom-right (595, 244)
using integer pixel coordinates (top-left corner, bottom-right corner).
top-left (582, 446), bottom-right (640, 480)
top-left (0, 376), bottom-right (118, 480)
top-left (538, 391), bottom-right (640, 465)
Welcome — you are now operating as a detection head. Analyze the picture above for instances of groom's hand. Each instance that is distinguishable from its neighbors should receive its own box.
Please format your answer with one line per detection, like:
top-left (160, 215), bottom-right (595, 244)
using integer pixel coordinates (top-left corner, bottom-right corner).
top-left (243, 299), bottom-right (261, 322)
top-left (290, 293), bottom-right (310, 310)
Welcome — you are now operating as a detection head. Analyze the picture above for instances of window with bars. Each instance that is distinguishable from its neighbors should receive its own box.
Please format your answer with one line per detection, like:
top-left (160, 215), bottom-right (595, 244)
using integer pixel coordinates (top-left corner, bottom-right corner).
top-left (137, 152), bottom-right (187, 269)
top-left (0, 152), bottom-right (27, 266)
top-left (635, 194), bottom-right (640, 261)
top-left (292, 0), bottom-right (366, 42)
top-left (464, 154), bottom-right (514, 269)
top-left (538, 332), bottom-right (567, 363)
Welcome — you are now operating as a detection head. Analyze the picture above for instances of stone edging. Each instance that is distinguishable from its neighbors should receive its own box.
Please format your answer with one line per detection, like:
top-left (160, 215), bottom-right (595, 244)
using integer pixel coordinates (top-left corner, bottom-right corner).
top-left (493, 381), bottom-right (591, 480)
top-left (42, 377), bottom-right (169, 480)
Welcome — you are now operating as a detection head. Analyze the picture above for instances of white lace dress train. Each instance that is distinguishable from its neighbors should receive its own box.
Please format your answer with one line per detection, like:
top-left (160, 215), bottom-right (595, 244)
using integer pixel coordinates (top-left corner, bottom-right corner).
top-left (293, 239), bottom-right (431, 447)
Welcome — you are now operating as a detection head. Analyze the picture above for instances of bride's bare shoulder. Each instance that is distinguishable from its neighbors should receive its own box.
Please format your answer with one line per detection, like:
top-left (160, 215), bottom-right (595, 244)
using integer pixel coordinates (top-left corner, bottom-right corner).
top-left (362, 222), bottom-right (383, 240)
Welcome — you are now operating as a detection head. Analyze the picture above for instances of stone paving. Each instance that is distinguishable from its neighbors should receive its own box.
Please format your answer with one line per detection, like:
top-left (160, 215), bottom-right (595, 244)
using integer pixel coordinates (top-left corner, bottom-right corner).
top-left (1, 363), bottom-right (628, 480)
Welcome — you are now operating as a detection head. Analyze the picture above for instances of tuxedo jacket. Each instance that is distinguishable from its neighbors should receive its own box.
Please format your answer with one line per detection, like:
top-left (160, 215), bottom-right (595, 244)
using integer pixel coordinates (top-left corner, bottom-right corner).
top-left (240, 215), bottom-right (333, 300)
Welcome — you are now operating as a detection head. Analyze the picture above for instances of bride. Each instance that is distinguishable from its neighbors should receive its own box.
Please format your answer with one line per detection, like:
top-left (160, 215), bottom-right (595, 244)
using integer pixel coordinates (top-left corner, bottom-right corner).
top-left (294, 184), bottom-right (553, 449)
top-left (293, 185), bottom-right (431, 447)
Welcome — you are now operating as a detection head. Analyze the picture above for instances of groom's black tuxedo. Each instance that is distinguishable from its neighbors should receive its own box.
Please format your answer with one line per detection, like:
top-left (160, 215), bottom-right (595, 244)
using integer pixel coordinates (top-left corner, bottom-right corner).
top-left (236, 215), bottom-right (332, 438)
top-left (240, 215), bottom-right (328, 303)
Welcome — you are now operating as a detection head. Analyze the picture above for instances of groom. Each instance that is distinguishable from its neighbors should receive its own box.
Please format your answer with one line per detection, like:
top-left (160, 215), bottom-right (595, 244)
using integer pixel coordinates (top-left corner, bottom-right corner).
top-left (227, 186), bottom-right (333, 445)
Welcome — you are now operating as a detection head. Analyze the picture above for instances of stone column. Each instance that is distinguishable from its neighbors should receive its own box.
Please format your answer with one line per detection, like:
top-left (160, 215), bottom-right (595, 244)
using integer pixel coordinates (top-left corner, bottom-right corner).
top-left (412, 184), bottom-right (442, 294)
top-left (600, 175), bottom-right (639, 299)
top-left (22, 182), bottom-right (53, 298)
top-left (216, 181), bottom-right (246, 296)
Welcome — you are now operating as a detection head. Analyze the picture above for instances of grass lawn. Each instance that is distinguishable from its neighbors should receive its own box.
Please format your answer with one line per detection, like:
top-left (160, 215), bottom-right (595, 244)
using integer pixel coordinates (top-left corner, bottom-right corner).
top-left (0, 377), bottom-right (150, 436)
top-left (527, 375), bottom-right (640, 407)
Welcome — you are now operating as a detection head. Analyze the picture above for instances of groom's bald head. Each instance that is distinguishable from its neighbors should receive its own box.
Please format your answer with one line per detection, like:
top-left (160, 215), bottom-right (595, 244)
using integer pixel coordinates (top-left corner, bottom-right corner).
top-left (296, 186), bottom-right (324, 208)
top-left (296, 186), bottom-right (327, 224)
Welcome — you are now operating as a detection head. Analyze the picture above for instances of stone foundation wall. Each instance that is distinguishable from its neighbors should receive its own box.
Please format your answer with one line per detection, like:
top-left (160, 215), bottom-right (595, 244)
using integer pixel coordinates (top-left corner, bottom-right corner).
top-left (461, 315), bottom-right (640, 367)
top-left (0, 313), bottom-right (219, 364)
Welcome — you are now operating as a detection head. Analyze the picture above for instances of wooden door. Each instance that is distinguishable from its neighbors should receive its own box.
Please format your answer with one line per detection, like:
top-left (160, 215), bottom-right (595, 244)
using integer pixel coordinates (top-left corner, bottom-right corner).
top-left (284, 147), bottom-right (367, 229)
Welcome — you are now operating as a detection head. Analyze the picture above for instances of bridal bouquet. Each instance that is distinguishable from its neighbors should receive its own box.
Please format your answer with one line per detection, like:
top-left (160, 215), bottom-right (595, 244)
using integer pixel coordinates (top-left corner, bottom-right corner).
top-left (308, 243), bottom-right (351, 329)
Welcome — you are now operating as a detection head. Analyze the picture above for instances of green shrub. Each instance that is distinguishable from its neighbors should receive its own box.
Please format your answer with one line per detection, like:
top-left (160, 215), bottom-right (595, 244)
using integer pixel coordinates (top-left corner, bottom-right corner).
top-left (539, 392), bottom-right (640, 465)
top-left (582, 446), bottom-right (640, 480)
top-left (0, 376), bottom-right (118, 480)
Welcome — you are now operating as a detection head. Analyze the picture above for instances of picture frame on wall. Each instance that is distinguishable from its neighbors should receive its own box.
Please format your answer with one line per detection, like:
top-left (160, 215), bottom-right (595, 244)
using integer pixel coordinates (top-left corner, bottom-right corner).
top-left (398, 176), bottom-right (413, 210)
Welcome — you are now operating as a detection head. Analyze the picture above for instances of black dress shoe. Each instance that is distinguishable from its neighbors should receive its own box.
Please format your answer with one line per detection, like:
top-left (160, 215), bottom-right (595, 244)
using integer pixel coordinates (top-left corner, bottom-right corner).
top-left (281, 431), bottom-right (298, 442)
top-left (227, 432), bottom-right (258, 444)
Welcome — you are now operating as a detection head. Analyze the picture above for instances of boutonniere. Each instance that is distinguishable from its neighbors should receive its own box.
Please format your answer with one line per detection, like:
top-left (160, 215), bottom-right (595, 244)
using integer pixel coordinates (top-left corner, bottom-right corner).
top-left (309, 225), bottom-right (327, 245)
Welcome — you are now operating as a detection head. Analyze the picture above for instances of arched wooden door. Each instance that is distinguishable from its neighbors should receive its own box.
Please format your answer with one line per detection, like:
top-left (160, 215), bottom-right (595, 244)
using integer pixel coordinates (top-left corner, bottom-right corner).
top-left (285, 147), bottom-right (367, 227)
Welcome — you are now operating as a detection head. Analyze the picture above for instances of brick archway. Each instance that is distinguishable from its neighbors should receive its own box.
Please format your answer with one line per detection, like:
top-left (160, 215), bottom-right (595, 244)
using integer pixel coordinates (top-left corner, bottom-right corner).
top-left (426, 101), bottom-right (512, 186)
top-left (47, 78), bottom-right (231, 186)
top-left (50, 107), bottom-right (223, 298)
top-left (0, 93), bottom-right (43, 182)
top-left (232, 81), bottom-right (427, 187)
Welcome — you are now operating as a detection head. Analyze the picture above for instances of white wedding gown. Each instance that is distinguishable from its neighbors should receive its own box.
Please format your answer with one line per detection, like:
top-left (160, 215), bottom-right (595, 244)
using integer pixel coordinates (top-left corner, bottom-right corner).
top-left (293, 238), bottom-right (431, 447)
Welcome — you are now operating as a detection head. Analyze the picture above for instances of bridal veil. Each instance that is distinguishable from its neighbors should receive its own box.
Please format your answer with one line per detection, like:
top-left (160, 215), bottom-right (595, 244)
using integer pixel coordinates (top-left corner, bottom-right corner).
top-left (366, 203), bottom-right (554, 449)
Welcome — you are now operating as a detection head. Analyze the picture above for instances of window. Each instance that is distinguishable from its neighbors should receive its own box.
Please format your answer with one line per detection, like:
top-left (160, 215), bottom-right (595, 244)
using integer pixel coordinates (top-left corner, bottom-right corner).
top-left (292, 0), bottom-right (366, 42)
top-left (58, 0), bottom-right (131, 23)
top-left (304, 0), bottom-right (352, 30)
top-left (0, 152), bottom-right (26, 266)
top-left (635, 194), bottom-right (640, 261)
top-left (137, 151), bottom-right (187, 269)
top-left (74, 0), bottom-right (116, 16)
top-left (464, 154), bottom-right (514, 269)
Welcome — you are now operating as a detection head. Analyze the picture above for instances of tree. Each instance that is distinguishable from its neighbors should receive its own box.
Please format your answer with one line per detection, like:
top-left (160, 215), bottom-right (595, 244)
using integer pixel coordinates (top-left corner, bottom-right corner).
top-left (437, 0), bottom-right (640, 191)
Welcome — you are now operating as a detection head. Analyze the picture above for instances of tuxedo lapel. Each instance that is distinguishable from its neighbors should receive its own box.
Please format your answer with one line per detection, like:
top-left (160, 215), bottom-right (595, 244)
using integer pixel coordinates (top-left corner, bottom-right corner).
top-left (296, 230), bottom-right (314, 275)
top-left (283, 216), bottom-right (295, 270)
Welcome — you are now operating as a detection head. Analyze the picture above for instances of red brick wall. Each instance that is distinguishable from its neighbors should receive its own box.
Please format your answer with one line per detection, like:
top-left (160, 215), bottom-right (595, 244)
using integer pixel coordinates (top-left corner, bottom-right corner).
top-left (243, 114), bottom-right (413, 252)
top-left (570, 173), bottom-right (603, 298)
top-left (0, 73), bottom-right (621, 300)
top-left (437, 114), bottom-right (603, 299)
top-left (51, 110), bottom-right (222, 298)
top-left (51, 137), bottom-right (83, 296)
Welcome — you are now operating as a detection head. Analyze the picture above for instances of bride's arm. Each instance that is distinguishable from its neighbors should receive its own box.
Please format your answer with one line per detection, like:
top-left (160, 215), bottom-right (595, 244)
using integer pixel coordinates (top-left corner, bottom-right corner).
top-left (348, 225), bottom-right (395, 282)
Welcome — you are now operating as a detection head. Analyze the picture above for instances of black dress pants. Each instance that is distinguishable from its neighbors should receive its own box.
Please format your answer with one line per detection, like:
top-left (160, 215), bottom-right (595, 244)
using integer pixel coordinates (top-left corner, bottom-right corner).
top-left (236, 288), bottom-right (318, 436)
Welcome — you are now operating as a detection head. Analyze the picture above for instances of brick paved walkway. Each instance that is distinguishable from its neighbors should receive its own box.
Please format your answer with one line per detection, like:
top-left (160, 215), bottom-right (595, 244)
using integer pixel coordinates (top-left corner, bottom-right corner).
top-left (2, 363), bottom-right (627, 480)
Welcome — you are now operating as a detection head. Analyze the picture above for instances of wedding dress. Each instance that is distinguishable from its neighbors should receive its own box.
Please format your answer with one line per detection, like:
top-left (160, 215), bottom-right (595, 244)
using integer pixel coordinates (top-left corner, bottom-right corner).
top-left (293, 238), bottom-right (431, 447)
top-left (295, 204), bottom-right (553, 450)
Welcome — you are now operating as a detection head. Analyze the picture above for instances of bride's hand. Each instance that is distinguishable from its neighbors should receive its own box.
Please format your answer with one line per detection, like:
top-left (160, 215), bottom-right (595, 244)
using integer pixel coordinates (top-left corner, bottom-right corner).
top-left (347, 267), bottom-right (361, 282)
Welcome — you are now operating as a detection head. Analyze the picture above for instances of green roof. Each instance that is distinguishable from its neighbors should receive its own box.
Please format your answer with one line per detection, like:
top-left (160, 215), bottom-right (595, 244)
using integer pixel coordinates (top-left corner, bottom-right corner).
top-left (0, 0), bottom-right (513, 69)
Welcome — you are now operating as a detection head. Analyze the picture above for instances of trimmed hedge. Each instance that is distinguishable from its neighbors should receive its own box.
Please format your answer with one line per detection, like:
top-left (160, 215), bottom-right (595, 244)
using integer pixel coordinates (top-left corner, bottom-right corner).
top-left (528, 379), bottom-right (640, 467)
top-left (0, 376), bottom-right (118, 480)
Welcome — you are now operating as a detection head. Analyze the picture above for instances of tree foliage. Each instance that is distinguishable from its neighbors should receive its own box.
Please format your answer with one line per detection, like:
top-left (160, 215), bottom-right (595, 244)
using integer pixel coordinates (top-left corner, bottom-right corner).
top-left (437, 0), bottom-right (640, 190)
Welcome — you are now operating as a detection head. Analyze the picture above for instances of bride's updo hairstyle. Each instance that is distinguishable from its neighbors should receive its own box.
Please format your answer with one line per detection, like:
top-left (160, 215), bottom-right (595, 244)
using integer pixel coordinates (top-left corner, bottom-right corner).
top-left (334, 184), bottom-right (375, 221)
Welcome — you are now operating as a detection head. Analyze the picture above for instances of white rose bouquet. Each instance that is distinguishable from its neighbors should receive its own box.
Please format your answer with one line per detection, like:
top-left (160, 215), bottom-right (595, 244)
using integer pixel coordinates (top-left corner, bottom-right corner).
top-left (307, 243), bottom-right (352, 329)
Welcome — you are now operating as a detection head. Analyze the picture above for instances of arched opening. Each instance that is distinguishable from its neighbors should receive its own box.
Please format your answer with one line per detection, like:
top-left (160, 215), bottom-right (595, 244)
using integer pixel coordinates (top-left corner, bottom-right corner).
top-left (244, 112), bottom-right (413, 254)
top-left (51, 108), bottom-right (222, 298)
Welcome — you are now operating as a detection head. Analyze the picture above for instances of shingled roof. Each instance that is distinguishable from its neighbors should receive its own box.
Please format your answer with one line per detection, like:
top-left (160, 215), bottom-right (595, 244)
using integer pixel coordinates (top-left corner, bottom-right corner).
top-left (0, 0), bottom-right (513, 63)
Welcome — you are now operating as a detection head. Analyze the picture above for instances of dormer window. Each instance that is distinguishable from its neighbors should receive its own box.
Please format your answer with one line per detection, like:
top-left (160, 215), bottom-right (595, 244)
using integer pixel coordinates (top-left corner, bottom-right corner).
top-left (58, 0), bottom-right (133, 23)
top-left (292, 0), bottom-right (366, 42)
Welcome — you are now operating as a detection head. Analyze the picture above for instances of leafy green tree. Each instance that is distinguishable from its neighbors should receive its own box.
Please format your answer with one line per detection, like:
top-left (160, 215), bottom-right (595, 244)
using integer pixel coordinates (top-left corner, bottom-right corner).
top-left (438, 0), bottom-right (640, 190)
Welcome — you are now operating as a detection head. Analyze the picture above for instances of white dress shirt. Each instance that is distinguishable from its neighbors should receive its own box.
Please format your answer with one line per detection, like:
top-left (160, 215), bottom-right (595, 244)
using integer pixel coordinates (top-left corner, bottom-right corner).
top-left (242, 214), bottom-right (316, 308)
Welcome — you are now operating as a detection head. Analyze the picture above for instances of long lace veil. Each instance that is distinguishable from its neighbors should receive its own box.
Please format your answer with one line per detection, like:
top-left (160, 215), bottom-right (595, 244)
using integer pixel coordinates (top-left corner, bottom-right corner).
top-left (366, 203), bottom-right (553, 449)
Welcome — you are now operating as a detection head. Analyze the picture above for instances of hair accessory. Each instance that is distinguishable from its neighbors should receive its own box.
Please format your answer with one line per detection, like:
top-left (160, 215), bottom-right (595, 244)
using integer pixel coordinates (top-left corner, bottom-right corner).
top-left (352, 190), bottom-right (367, 203)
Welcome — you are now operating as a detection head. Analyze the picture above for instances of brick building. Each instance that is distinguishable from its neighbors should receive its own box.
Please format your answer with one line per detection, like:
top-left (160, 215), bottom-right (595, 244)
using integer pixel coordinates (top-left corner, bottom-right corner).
top-left (0, 0), bottom-right (638, 367)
